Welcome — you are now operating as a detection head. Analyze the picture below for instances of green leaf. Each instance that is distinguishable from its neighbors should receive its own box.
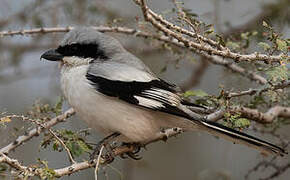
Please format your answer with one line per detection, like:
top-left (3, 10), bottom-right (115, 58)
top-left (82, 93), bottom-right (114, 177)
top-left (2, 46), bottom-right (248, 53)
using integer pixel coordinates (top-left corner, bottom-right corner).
top-left (266, 66), bottom-right (289, 82)
top-left (52, 140), bottom-right (61, 152)
top-left (234, 118), bottom-right (251, 128)
top-left (204, 24), bottom-right (215, 36)
top-left (247, 95), bottom-right (267, 108)
top-left (215, 34), bottom-right (226, 46)
top-left (226, 41), bottom-right (240, 50)
top-left (0, 163), bottom-right (7, 174)
top-left (53, 97), bottom-right (63, 115)
top-left (241, 32), bottom-right (250, 40)
top-left (38, 159), bottom-right (56, 180)
top-left (77, 140), bottom-right (91, 153)
top-left (223, 113), bottom-right (251, 129)
top-left (66, 141), bottom-right (83, 157)
top-left (182, 8), bottom-right (198, 18)
top-left (184, 90), bottom-right (208, 97)
top-left (258, 42), bottom-right (271, 51)
top-left (276, 39), bottom-right (287, 51)
top-left (286, 39), bottom-right (290, 46)
top-left (252, 31), bottom-right (258, 36)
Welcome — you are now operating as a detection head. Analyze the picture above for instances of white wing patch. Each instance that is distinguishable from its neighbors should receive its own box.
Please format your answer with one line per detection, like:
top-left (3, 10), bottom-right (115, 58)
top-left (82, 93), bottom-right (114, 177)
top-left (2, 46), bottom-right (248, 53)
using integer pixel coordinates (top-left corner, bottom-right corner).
top-left (134, 87), bottom-right (182, 109)
top-left (134, 96), bottom-right (165, 109)
top-left (142, 88), bottom-right (181, 106)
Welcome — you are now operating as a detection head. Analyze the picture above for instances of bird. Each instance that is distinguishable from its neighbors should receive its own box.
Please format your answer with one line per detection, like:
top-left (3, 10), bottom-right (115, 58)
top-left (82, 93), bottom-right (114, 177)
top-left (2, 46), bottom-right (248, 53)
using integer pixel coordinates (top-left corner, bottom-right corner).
top-left (41, 27), bottom-right (286, 159)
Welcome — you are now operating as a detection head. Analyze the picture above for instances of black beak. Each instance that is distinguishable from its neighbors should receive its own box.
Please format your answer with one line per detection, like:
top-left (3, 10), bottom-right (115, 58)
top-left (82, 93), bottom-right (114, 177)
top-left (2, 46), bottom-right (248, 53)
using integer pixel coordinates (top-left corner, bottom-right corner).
top-left (40, 49), bottom-right (64, 61)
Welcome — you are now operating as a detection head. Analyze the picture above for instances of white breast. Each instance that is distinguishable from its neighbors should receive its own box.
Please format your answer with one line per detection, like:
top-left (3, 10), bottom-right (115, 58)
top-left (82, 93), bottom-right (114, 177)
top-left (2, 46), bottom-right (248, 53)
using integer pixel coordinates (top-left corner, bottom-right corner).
top-left (60, 65), bottom-right (195, 143)
top-left (61, 65), bottom-right (164, 142)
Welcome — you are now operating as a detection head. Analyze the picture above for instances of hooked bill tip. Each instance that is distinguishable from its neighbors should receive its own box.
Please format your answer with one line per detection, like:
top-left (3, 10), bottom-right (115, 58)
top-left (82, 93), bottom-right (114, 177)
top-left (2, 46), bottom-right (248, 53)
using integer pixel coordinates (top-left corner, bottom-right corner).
top-left (40, 49), bottom-right (63, 61)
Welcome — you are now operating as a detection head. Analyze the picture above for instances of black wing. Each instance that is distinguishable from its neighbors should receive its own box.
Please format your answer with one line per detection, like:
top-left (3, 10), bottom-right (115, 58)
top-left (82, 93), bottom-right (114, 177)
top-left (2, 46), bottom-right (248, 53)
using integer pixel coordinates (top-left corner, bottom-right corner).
top-left (86, 73), bottom-right (192, 119)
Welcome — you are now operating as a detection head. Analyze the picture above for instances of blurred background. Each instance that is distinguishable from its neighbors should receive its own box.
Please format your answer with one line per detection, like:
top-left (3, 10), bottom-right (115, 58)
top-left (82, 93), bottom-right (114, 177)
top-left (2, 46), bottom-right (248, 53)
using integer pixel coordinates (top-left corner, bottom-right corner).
top-left (0, 0), bottom-right (289, 179)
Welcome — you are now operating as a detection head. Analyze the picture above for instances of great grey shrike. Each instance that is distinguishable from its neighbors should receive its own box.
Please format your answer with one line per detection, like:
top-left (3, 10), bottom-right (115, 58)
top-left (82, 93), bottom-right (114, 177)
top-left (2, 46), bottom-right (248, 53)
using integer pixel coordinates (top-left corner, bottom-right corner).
top-left (41, 27), bottom-right (286, 157)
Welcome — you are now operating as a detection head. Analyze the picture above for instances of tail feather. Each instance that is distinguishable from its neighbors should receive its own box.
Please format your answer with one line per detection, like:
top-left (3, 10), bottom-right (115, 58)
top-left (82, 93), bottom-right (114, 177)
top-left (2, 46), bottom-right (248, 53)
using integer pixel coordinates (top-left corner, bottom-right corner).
top-left (199, 120), bottom-right (287, 156)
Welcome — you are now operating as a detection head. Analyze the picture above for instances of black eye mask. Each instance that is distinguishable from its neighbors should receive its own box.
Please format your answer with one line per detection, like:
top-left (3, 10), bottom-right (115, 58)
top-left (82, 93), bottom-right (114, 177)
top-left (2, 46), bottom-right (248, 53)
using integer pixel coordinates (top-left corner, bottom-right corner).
top-left (56, 43), bottom-right (108, 59)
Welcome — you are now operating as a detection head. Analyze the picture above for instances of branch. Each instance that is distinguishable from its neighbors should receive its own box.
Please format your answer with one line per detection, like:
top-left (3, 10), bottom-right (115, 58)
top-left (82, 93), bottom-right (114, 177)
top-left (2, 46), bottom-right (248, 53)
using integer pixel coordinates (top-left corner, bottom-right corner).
top-left (0, 153), bottom-right (31, 174)
top-left (205, 105), bottom-right (290, 124)
top-left (137, 0), bottom-right (225, 50)
top-left (1, 105), bottom-right (289, 178)
top-left (0, 108), bottom-right (75, 154)
top-left (0, 108), bottom-right (183, 178)
top-left (0, 26), bottom-right (268, 85)
top-left (134, 0), bottom-right (287, 64)
top-left (231, 106), bottom-right (290, 124)
top-left (0, 112), bottom-right (76, 164)
top-left (203, 55), bottom-right (268, 85)
top-left (226, 80), bottom-right (290, 98)
top-left (50, 105), bottom-right (290, 177)
top-left (53, 127), bottom-right (183, 177)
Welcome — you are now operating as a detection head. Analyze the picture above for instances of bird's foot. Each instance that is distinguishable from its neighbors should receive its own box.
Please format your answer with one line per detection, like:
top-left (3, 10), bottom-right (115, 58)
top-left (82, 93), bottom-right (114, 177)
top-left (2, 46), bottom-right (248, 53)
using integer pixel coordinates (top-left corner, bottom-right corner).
top-left (120, 143), bottom-right (143, 160)
top-left (89, 132), bottom-right (120, 162)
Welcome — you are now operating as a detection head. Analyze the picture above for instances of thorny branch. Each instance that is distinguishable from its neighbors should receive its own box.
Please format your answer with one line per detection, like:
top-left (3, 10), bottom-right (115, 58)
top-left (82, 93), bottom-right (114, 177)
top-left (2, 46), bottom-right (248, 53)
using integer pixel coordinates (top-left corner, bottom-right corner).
top-left (134, 0), bottom-right (287, 64)
top-left (0, 108), bottom-right (75, 154)
top-left (1, 102), bottom-right (290, 178)
top-left (0, 113), bottom-right (76, 164)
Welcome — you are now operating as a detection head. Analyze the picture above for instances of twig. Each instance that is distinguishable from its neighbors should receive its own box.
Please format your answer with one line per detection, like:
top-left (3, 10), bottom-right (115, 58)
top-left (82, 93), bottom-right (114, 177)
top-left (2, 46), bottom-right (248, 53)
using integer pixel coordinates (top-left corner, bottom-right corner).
top-left (0, 112), bottom-right (76, 164)
top-left (206, 55), bottom-right (268, 84)
top-left (47, 129), bottom-right (76, 164)
top-left (205, 109), bottom-right (226, 122)
top-left (95, 145), bottom-right (105, 180)
top-left (226, 80), bottom-right (290, 98)
top-left (0, 108), bottom-right (75, 154)
top-left (137, 0), bottom-right (224, 50)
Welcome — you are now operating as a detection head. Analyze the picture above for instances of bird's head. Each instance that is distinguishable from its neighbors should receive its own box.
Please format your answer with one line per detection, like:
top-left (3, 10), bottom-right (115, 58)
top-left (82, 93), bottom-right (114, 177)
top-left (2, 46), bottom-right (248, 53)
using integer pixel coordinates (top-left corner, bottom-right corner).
top-left (41, 27), bottom-right (125, 67)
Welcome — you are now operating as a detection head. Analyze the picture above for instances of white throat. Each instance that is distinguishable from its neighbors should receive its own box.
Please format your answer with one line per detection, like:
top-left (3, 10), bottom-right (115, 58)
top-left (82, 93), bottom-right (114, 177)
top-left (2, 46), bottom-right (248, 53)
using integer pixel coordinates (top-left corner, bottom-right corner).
top-left (62, 56), bottom-right (92, 67)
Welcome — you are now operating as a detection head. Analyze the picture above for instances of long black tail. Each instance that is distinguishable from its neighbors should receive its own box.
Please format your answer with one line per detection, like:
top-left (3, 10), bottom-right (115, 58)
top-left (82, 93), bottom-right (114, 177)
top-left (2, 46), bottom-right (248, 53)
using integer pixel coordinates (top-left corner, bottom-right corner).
top-left (199, 120), bottom-right (287, 156)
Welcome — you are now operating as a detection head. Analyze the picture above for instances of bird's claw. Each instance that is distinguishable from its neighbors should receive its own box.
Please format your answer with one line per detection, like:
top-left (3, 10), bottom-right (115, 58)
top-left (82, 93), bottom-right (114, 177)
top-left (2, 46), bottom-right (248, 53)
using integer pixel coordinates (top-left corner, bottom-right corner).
top-left (89, 132), bottom-right (120, 162)
top-left (121, 143), bottom-right (143, 160)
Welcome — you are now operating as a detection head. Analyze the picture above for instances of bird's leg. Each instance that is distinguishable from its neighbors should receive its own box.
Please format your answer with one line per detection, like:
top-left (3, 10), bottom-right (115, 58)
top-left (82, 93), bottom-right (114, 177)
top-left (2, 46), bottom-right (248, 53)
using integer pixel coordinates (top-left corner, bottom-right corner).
top-left (120, 143), bottom-right (143, 160)
top-left (89, 132), bottom-right (120, 161)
